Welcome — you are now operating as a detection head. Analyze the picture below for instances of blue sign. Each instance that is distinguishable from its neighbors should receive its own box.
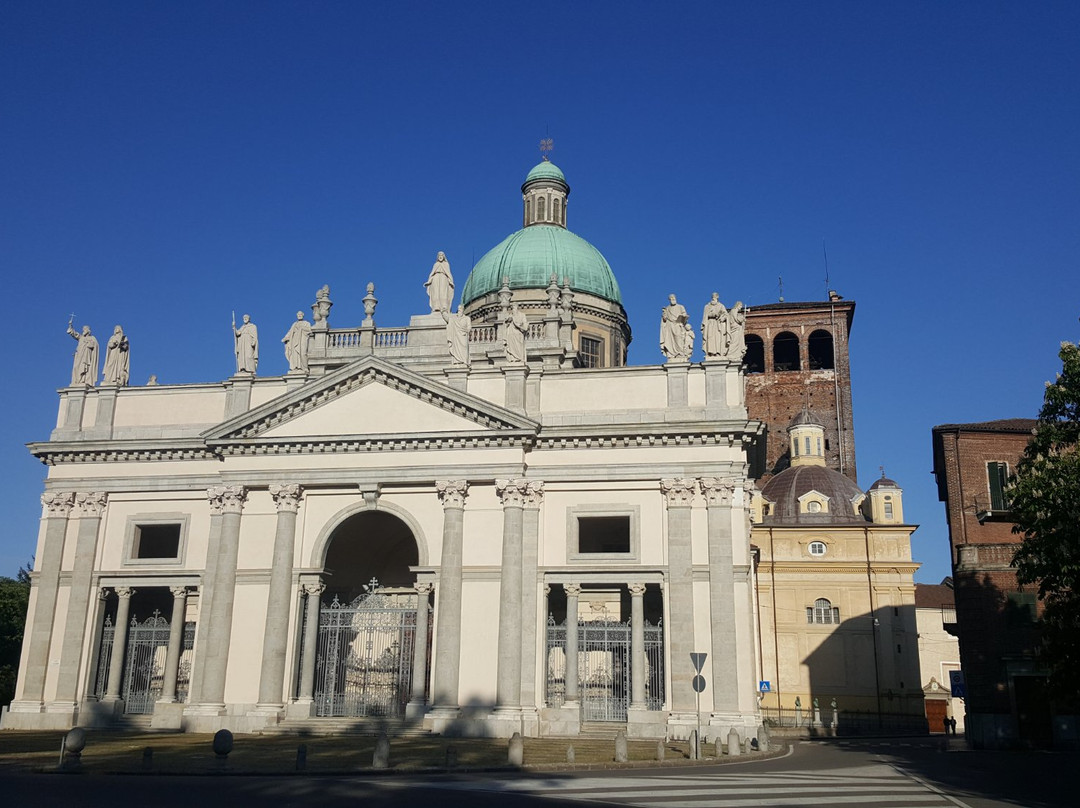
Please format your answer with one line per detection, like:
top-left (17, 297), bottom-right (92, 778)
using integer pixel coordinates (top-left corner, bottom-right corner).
top-left (759, 680), bottom-right (771, 693)
top-left (949, 670), bottom-right (965, 698)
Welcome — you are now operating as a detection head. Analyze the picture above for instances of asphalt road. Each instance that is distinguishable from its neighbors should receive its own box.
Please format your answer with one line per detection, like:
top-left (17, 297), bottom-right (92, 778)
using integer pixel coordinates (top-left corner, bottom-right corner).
top-left (1, 737), bottom-right (1074, 808)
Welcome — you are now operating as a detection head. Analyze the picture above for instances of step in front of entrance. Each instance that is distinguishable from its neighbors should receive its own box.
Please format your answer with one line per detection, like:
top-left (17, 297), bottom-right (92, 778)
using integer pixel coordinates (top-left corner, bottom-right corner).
top-left (260, 717), bottom-right (433, 737)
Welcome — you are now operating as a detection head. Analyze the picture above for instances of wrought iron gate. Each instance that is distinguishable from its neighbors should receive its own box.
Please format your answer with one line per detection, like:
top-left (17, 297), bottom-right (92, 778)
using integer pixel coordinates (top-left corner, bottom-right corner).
top-left (545, 617), bottom-right (665, 721)
top-left (94, 612), bottom-right (195, 714)
top-left (313, 582), bottom-right (419, 717)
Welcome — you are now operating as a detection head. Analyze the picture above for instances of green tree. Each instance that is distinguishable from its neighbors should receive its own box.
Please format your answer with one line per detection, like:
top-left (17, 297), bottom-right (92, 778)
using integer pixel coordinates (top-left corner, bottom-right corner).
top-left (1011, 339), bottom-right (1080, 694)
top-left (0, 562), bottom-right (32, 706)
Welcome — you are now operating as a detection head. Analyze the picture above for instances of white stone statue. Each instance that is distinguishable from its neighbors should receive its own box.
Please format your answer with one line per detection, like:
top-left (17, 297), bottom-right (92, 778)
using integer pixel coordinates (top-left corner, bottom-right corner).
top-left (102, 325), bottom-right (130, 386)
top-left (504, 303), bottom-right (528, 364)
top-left (66, 321), bottom-right (99, 386)
top-left (444, 304), bottom-right (472, 366)
top-left (233, 313), bottom-right (258, 374)
top-left (425, 251), bottom-right (454, 313)
top-left (281, 311), bottom-right (312, 373)
top-left (726, 301), bottom-right (747, 361)
top-left (660, 294), bottom-right (692, 361)
top-left (701, 292), bottom-right (728, 358)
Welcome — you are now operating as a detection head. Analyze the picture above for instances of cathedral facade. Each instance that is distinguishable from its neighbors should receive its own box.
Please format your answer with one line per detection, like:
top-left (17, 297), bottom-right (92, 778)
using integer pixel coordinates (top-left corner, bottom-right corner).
top-left (5, 160), bottom-right (764, 739)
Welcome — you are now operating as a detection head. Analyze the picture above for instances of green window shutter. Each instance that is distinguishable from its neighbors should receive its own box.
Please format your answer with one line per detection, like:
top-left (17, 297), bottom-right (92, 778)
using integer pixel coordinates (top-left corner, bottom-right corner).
top-left (988, 462), bottom-right (1008, 510)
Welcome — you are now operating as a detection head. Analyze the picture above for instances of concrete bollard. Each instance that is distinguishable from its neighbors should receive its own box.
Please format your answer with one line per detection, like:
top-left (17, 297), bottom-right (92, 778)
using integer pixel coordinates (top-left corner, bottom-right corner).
top-left (373, 732), bottom-right (391, 769)
top-left (715, 737), bottom-right (724, 757)
top-left (757, 723), bottom-right (770, 752)
top-left (508, 732), bottom-right (524, 766)
top-left (689, 729), bottom-right (699, 760)
top-left (295, 743), bottom-right (307, 772)
top-left (213, 729), bottom-right (233, 772)
top-left (727, 727), bottom-right (741, 756)
top-left (445, 744), bottom-right (457, 768)
top-left (656, 740), bottom-right (666, 762)
top-left (566, 744), bottom-right (575, 764)
top-left (61, 727), bottom-right (86, 772)
top-left (742, 737), bottom-right (751, 754)
top-left (142, 746), bottom-right (153, 772)
top-left (614, 729), bottom-right (628, 763)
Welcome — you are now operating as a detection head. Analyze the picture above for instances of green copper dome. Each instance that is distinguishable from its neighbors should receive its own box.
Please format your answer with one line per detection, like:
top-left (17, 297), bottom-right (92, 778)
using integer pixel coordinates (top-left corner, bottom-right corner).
top-left (462, 224), bottom-right (622, 305)
top-left (524, 160), bottom-right (567, 186)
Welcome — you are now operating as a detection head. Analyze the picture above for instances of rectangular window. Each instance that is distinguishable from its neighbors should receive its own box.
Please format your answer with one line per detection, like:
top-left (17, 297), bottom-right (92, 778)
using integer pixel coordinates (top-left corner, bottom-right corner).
top-left (884, 500), bottom-right (894, 519)
top-left (133, 524), bottom-right (182, 559)
top-left (1007, 591), bottom-right (1037, 625)
top-left (987, 462), bottom-right (1010, 510)
top-left (579, 336), bottom-right (602, 368)
top-left (124, 513), bottom-right (189, 565)
top-left (578, 516), bottom-right (631, 553)
top-left (805, 436), bottom-right (811, 455)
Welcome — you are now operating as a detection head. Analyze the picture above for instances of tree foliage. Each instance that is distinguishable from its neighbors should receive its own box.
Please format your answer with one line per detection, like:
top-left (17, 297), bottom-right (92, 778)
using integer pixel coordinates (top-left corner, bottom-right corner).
top-left (1011, 340), bottom-right (1080, 694)
top-left (0, 562), bottom-right (32, 706)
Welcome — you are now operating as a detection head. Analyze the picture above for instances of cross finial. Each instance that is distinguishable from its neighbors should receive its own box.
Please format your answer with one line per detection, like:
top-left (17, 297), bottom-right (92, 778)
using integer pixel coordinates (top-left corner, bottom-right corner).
top-left (539, 137), bottom-right (553, 161)
top-left (879, 465), bottom-right (886, 479)
top-left (364, 577), bottom-right (380, 594)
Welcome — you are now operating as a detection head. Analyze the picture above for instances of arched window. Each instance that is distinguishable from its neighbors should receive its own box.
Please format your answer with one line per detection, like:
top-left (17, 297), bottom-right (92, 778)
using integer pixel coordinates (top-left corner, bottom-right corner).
top-left (525, 198), bottom-right (531, 225)
top-left (538, 196), bottom-right (546, 221)
top-left (807, 598), bottom-right (840, 624)
top-left (808, 330), bottom-right (835, 370)
top-left (745, 334), bottom-right (765, 373)
top-left (773, 332), bottom-right (800, 371)
top-left (553, 197), bottom-right (561, 224)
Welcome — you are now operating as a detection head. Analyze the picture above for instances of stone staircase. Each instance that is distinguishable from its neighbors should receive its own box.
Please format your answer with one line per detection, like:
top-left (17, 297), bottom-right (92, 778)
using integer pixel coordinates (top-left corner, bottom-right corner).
top-left (258, 716), bottom-right (432, 737)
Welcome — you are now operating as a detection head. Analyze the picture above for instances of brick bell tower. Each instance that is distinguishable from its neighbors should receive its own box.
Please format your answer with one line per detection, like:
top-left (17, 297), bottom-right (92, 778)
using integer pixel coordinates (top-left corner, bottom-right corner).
top-left (743, 293), bottom-right (856, 482)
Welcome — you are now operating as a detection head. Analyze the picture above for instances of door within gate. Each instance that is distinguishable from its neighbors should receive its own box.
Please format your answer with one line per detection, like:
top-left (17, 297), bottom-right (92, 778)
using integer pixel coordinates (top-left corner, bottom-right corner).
top-left (546, 618), bottom-right (665, 722)
top-left (313, 582), bottom-right (419, 717)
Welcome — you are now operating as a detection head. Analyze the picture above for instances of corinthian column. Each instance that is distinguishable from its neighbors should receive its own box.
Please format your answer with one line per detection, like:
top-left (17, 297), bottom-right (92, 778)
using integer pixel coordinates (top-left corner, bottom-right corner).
top-left (104, 586), bottom-right (135, 701)
top-left (407, 582), bottom-right (433, 717)
top-left (199, 485), bottom-right (246, 708)
top-left (661, 477), bottom-right (697, 713)
top-left (432, 480), bottom-right (467, 712)
top-left (563, 583), bottom-right (581, 705)
top-left (519, 482), bottom-right (543, 710)
top-left (629, 582), bottom-right (647, 709)
top-left (53, 491), bottom-right (108, 709)
top-left (700, 477), bottom-right (739, 714)
top-left (495, 479), bottom-right (527, 712)
top-left (258, 483), bottom-right (302, 709)
top-left (15, 492), bottom-right (74, 709)
top-left (295, 580), bottom-right (324, 703)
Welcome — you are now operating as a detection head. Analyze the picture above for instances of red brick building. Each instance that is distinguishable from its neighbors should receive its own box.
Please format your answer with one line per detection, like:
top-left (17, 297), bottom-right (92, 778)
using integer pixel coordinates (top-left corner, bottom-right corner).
top-left (930, 419), bottom-right (1055, 748)
top-left (745, 296), bottom-right (856, 481)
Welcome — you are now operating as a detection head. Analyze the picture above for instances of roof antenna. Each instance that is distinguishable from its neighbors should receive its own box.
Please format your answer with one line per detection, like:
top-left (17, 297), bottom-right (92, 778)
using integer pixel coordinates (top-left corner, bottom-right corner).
top-left (823, 238), bottom-right (830, 300)
top-left (778, 275), bottom-right (784, 303)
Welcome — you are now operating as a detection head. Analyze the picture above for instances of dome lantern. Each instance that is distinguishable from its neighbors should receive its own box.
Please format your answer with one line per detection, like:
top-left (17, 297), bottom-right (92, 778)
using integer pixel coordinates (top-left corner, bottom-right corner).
top-left (788, 408), bottom-right (826, 468)
top-left (522, 160), bottom-right (569, 228)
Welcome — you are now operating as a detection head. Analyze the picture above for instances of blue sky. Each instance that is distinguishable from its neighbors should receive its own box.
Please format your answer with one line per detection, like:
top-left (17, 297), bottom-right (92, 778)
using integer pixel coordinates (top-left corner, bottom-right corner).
top-left (2, 2), bottom-right (1078, 584)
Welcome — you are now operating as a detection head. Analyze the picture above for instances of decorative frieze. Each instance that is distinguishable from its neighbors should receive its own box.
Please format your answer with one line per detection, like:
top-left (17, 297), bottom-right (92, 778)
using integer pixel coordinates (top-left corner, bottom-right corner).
top-left (269, 483), bottom-right (302, 513)
top-left (435, 480), bottom-right (469, 509)
top-left (207, 485), bottom-right (247, 515)
top-left (74, 491), bottom-right (108, 517)
top-left (496, 478), bottom-right (530, 508)
top-left (660, 478), bottom-right (697, 507)
top-left (40, 491), bottom-right (75, 517)
top-left (700, 477), bottom-right (738, 507)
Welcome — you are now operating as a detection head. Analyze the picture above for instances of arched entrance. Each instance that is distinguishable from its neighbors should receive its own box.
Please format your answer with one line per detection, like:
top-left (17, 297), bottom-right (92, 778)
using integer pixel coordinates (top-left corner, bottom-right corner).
top-left (312, 509), bottom-right (429, 718)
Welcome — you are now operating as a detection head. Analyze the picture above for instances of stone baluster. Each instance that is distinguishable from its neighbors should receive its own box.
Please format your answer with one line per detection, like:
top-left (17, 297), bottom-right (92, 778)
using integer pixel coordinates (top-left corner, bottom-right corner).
top-left (564, 583), bottom-right (581, 705)
top-left (495, 479), bottom-right (527, 712)
top-left (701, 477), bottom-right (739, 714)
top-left (432, 480), bottom-right (467, 711)
top-left (258, 484), bottom-right (302, 709)
top-left (199, 485), bottom-right (247, 708)
top-left (16, 492), bottom-right (74, 708)
top-left (159, 586), bottom-right (189, 703)
top-left (53, 491), bottom-right (108, 708)
top-left (296, 581), bottom-right (325, 703)
top-left (407, 582), bottom-right (433, 716)
top-left (661, 478), bottom-right (698, 713)
top-left (629, 582), bottom-right (647, 709)
top-left (104, 586), bottom-right (136, 701)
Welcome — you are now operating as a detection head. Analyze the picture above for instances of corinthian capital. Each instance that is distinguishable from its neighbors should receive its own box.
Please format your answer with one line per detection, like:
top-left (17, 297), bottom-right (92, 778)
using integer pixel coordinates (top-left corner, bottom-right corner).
top-left (207, 485), bottom-right (247, 515)
top-left (41, 491), bottom-right (75, 518)
top-left (269, 483), bottom-right (302, 513)
top-left (523, 481), bottom-right (545, 509)
top-left (75, 491), bottom-right (108, 517)
top-left (496, 478), bottom-right (530, 508)
top-left (699, 477), bottom-right (738, 507)
top-left (435, 480), bottom-right (469, 509)
top-left (660, 478), bottom-right (697, 507)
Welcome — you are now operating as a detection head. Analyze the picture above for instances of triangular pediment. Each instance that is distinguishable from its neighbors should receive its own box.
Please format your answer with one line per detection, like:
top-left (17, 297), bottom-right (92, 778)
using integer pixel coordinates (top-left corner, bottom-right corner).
top-left (203, 356), bottom-right (537, 444)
